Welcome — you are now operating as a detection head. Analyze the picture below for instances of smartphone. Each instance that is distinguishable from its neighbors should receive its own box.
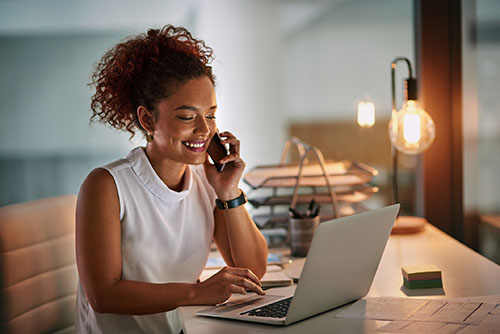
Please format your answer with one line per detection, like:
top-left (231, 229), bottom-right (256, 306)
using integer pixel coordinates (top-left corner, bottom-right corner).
top-left (207, 132), bottom-right (229, 172)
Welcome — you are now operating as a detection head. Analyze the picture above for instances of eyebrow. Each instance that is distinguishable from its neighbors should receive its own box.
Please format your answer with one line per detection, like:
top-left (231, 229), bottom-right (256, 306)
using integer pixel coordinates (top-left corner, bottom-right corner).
top-left (174, 105), bottom-right (217, 111)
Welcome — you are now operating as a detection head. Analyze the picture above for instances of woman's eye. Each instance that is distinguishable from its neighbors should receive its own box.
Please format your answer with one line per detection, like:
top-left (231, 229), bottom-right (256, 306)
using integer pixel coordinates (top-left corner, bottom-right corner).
top-left (178, 116), bottom-right (194, 121)
top-left (206, 115), bottom-right (216, 120)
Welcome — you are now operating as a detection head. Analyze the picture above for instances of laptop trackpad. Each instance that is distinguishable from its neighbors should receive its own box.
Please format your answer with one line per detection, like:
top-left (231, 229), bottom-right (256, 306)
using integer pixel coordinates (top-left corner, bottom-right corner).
top-left (197, 295), bottom-right (287, 316)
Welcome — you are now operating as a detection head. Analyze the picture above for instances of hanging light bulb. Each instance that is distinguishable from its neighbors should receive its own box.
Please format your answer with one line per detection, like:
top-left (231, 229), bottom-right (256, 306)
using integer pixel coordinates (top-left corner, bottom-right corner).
top-left (388, 99), bottom-right (435, 155)
top-left (357, 101), bottom-right (375, 128)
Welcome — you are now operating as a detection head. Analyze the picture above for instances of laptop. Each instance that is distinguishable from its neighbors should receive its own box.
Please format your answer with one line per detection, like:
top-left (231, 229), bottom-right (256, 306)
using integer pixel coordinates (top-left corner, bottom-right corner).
top-left (196, 204), bottom-right (400, 326)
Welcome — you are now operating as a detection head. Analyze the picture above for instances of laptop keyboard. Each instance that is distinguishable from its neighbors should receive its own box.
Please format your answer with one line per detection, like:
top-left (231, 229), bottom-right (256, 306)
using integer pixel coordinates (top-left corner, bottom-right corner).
top-left (240, 296), bottom-right (293, 318)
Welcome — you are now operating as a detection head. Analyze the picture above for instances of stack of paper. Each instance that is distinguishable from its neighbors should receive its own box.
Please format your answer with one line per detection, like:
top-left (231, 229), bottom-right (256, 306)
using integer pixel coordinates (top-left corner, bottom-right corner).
top-left (402, 264), bottom-right (442, 289)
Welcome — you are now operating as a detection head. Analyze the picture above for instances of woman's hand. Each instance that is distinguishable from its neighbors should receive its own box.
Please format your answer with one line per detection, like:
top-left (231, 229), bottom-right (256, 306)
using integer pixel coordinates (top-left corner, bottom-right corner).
top-left (204, 131), bottom-right (245, 201)
top-left (195, 266), bottom-right (265, 305)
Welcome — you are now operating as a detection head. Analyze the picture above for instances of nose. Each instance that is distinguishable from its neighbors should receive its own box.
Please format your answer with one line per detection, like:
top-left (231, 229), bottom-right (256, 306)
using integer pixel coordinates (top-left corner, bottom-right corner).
top-left (194, 116), bottom-right (211, 137)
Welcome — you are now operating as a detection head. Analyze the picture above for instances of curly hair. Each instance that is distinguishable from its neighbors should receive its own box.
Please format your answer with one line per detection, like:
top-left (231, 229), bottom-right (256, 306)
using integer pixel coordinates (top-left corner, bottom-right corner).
top-left (89, 25), bottom-right (215, 137)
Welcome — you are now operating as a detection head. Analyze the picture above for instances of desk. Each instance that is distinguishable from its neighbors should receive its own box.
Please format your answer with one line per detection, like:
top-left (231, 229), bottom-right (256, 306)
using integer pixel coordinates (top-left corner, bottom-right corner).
top-left (179, 224), bottom-right (500, 333)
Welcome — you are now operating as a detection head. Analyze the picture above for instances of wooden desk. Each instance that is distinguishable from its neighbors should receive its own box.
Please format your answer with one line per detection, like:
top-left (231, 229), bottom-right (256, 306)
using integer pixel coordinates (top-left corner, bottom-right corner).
top-left (179, 224), bottom-right (500, 333)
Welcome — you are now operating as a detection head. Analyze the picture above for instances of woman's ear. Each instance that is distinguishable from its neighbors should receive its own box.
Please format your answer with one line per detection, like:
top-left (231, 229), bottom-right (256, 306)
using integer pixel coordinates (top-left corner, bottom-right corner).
top-left (137, 106), bottom-right (155, 134)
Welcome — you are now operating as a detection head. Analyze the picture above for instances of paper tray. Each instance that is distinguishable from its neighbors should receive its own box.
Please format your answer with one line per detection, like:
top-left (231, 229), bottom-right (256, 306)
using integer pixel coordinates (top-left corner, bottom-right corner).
top-left (248, 186), bottom-right (379, 208)
top-left (243, 160), bottom-right (377, 189)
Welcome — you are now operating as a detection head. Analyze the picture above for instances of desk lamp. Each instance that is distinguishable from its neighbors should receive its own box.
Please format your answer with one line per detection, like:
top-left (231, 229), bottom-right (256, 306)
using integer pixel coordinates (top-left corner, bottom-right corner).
top-left (389, 57), bottom-right (435, 234)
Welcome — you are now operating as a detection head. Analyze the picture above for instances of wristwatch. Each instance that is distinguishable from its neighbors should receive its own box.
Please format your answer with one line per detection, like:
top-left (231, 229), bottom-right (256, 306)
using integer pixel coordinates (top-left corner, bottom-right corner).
top-left (215, 190), bottom-right (247, 210)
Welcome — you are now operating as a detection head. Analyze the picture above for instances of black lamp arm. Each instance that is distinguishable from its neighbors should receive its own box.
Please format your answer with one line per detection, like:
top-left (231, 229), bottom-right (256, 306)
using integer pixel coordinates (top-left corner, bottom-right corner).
top-left (391, 57), bottom-right (417, 112)
top-left (390, 57), bottom-right (416, 206)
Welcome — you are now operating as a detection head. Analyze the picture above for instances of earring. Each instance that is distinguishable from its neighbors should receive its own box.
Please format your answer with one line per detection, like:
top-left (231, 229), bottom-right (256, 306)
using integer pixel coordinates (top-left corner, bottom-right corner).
top-left (145, 132), bottom-right (154, 142)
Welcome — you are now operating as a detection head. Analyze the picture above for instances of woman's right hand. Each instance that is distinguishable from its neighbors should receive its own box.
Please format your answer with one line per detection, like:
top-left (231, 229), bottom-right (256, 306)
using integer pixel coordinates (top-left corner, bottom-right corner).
top-left (195, 266), bottom-right (265, 305)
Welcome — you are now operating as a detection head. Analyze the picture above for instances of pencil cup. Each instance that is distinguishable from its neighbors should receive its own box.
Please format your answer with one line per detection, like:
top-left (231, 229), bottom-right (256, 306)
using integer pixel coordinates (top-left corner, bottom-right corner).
top-left (289, 216), bottom-right (320, 257)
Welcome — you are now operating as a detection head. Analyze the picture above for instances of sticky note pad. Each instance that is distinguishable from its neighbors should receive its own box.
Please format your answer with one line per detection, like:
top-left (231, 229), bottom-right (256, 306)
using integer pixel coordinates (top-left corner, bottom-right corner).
top-left (402, 264), bottom-right (441, 279)
top-left (402, 265), bottom-right (442, 289)
top-left (403, 278), bottom-right (443, 289)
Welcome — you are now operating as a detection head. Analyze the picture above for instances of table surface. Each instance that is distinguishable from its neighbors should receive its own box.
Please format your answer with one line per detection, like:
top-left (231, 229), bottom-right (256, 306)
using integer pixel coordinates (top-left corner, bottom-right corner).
top-left (179, 224), bottom-right (500, 334)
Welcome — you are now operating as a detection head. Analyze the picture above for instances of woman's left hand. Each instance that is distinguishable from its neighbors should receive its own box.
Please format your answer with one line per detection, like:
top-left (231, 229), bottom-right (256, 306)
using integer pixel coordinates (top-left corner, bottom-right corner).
top-left (203, 131), bottom-right (245, 201)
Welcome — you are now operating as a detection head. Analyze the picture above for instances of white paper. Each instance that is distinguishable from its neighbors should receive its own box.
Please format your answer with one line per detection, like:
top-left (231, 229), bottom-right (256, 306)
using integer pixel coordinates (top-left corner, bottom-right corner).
top-left (338, 297), bottom-right (428, 321)
top-left (379, 321), bottom-right (500, 334)
top-left (336, 296), bottom-right (500, 333)
top-left (378, 320), bottom-right (465, 333)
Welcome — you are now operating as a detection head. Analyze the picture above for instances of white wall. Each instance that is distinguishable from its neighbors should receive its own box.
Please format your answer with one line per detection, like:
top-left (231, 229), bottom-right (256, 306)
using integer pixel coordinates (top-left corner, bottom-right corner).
top-left (194, 0), bottom-right (284, 168)
top-left (0, 34), bottom-right (138, 156)
top-left (283, 0), bottom-right (414, 123)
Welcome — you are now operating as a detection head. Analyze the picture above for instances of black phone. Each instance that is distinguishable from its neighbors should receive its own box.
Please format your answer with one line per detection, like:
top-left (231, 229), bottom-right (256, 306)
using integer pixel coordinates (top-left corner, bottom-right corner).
top-left (207, 132), bottom-right (228, 172)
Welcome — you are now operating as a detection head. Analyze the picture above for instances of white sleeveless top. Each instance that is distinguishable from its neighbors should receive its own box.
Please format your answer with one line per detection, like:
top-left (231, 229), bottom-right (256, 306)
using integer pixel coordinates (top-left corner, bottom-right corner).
top-left (76, 146), bottom-right (216, 334)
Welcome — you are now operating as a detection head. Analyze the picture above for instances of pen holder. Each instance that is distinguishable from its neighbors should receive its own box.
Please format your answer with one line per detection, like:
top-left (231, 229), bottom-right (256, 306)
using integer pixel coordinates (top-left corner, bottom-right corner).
top-left (289, 216), bottom-right (320, 257)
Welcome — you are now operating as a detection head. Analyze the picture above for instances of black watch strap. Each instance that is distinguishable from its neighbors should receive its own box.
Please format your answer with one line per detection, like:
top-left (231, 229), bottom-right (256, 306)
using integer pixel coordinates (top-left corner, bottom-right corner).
top-left (215, 190), bottom-right (247, 210)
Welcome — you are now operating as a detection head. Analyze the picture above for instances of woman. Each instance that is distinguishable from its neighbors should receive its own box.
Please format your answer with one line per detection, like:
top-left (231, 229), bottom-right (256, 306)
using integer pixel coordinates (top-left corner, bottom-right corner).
top-left (75, 25), bottom-right (268, 334)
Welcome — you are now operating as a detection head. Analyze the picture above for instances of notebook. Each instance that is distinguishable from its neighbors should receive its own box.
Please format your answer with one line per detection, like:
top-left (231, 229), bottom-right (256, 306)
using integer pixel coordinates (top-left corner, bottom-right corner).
top-left (196, 204), bottom-right (400, 326)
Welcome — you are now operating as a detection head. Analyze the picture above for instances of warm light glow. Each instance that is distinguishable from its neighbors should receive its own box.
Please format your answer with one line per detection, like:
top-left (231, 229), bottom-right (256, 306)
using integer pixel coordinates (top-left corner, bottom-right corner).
top-left (403, 112), bottom-right (421, 145)
top-left (388, 100), bottom-right (435, 155)
top-left (357, 102), bottom-right (375, 128)
top-left (391, 109), bottom-right (398, 135)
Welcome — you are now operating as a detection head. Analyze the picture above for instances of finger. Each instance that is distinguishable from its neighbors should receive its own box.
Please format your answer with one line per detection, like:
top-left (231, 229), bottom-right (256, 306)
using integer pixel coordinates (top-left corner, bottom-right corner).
top-left (234, 277), bottom-right (266, 295)
top-left (218, 131), bottom-right (234, 139)
top-left (223, 140), bottom-right (240, 156)
top-left (226, 267), bottom-right (261, 287)
top-left (220, 154), bottom-right (245, 167)
top-left (223, 142), bottom-right (239, 156)
top-left (219, 132), bottom-right (240, 155)
top-left (230, 284), bottom-right (247, 295)
top-left (219, 136), bottom-right (238, 146)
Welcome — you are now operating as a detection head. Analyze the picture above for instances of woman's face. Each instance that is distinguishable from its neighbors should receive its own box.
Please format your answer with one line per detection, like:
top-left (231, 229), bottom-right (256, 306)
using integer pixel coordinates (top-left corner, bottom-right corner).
top-left (149, 76), bottom-right (217, 166)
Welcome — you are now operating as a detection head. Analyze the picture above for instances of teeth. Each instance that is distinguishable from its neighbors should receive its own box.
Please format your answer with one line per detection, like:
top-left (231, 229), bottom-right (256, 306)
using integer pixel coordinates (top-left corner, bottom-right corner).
top-left (184, 142), bottom-right (205, 148)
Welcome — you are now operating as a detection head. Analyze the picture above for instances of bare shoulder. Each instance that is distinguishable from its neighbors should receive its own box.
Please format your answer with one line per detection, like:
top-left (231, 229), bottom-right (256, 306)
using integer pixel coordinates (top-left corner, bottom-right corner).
top-left (77, 168), bottom-right (120, 224)
top-left (79, 168), bottom-right (117, 200)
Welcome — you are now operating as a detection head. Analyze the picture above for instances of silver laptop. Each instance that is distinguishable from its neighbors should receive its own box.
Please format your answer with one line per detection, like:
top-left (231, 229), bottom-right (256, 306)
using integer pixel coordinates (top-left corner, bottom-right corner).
top-left (196, 204), bottom-right (400, 326)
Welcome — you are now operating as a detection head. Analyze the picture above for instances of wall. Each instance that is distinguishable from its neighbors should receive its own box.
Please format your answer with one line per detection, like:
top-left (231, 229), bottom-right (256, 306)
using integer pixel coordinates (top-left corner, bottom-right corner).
top-left (283, 0), bottom-right (414, 122)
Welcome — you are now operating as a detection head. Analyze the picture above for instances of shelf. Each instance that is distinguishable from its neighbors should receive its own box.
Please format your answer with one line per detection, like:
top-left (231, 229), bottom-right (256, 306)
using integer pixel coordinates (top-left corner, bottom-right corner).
top-left (248, 186), bottom-right (378, 208)
top-left (243, 160), bottom-right (377, 189)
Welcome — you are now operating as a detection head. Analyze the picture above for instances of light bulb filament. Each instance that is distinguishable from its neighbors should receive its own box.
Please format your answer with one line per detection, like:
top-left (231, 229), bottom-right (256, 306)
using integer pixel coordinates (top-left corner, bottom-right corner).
top-left (403, 112), bottom-right (421, 146)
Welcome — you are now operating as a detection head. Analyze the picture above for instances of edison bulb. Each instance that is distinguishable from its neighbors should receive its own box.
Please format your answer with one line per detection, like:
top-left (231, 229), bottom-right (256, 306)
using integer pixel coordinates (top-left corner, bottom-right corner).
top-left (388, 100), bottom-right (435, 155)
top-left (357, 102), bottom-right (375, 128)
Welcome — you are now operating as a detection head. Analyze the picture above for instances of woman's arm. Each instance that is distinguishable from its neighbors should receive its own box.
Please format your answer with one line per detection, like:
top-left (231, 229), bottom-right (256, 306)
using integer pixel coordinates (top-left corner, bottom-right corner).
top-left (76, 168), bottom-right (263, 315)
top-left (213, 205), bottom-right (268, 279)
top-left (204, 131), bottom-right (268, 279)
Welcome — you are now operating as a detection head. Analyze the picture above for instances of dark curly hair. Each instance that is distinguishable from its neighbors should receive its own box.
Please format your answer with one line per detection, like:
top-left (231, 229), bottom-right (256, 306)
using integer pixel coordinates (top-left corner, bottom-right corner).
top-left (89, 25), bottom-right (215, 137)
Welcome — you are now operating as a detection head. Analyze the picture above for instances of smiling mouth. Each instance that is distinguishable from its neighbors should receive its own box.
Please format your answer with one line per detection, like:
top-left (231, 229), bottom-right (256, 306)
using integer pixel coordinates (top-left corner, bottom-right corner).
top-left (182, 140), bottom-right (207, 151)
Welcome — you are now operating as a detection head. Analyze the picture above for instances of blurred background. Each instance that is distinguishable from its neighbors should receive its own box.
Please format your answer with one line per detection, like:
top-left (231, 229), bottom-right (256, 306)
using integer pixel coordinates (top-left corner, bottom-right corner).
top-left (0, 0), bottom-right (414, 205)
top-left (0, 0), bottom-right (499, 260)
